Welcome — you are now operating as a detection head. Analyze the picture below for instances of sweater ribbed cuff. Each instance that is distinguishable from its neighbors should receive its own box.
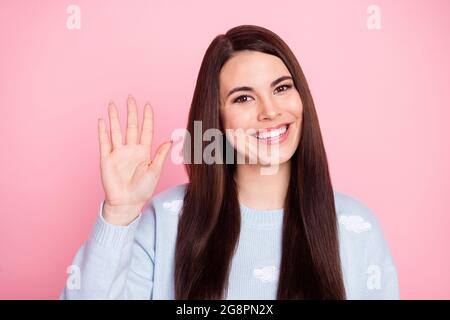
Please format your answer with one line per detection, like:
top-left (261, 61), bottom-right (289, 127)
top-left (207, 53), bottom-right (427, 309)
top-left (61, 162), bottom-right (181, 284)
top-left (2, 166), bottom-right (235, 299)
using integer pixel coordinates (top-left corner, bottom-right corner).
top-left (90, 200), bottom-right (142, 250)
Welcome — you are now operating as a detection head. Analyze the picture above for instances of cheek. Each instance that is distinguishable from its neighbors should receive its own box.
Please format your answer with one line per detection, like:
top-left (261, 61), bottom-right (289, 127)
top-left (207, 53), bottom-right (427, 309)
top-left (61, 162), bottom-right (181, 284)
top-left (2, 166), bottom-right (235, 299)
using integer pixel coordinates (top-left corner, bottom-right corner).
top-left (220, 109), bottom-right (255, 151)
top-left (220, 109), bottom-right (254, 130)
top-left (285, 94), bottom-right (303, 117)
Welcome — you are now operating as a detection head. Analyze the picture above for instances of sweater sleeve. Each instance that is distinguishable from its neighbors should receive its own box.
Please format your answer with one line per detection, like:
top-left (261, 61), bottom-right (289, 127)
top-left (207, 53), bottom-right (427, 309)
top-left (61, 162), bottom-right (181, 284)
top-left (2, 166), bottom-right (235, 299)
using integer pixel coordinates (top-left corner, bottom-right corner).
top-left (59, 199), bottom-right (156, 300)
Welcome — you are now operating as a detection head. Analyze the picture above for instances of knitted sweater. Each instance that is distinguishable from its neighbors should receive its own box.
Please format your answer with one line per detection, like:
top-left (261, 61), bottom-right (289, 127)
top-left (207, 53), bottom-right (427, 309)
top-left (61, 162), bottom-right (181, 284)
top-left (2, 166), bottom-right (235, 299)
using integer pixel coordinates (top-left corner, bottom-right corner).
top-left (60, 182), bottom-right (400, 299)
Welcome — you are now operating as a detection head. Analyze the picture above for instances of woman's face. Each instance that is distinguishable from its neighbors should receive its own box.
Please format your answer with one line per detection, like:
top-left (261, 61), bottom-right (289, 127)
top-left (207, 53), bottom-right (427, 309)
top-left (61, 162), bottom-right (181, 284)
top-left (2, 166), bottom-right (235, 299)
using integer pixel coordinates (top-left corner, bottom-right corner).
top-left (219, 50), bottom-right (303, 166)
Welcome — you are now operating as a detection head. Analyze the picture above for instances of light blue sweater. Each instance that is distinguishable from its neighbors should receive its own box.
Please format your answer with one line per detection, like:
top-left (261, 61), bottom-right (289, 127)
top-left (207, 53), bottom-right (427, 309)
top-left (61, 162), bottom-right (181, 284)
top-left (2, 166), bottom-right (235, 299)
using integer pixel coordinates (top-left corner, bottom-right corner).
top-left (60, 183), bottom-right (400, 299)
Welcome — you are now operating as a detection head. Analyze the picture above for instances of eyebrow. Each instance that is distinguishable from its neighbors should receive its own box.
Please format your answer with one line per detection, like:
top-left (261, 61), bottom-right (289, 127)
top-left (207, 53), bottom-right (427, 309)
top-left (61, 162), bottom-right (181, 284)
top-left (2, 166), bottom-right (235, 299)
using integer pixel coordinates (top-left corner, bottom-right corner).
top-left (226, 76), bottom-right (293, 98)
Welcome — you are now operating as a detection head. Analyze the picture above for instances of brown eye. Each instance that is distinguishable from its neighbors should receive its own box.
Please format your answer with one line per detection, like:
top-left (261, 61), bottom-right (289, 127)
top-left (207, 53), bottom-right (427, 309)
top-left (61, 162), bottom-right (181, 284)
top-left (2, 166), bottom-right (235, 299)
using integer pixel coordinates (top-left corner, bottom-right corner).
top-left (233, 95), bottom-right (252, 104)
top-left (275, 84), bottom-right (292, 93)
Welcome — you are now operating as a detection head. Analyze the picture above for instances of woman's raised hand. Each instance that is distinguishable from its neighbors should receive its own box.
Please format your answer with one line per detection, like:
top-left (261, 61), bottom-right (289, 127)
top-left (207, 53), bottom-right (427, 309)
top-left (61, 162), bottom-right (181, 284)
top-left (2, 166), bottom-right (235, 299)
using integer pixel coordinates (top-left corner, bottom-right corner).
top-left (98, 95), bottom-right (172, 226)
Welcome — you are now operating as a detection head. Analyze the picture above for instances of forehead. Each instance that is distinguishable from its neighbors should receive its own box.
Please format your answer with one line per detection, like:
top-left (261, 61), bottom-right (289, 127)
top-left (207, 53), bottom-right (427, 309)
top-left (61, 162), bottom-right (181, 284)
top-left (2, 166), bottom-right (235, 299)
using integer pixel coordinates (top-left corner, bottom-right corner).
top-left (219, 51), bottom-right (290, 92)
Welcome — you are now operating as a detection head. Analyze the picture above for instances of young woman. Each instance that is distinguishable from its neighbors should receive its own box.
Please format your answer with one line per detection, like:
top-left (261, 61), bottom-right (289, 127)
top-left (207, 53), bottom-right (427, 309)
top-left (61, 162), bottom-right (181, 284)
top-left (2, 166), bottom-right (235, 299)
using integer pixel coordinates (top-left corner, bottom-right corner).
top-left (60, 25), bottom-right (399, 300)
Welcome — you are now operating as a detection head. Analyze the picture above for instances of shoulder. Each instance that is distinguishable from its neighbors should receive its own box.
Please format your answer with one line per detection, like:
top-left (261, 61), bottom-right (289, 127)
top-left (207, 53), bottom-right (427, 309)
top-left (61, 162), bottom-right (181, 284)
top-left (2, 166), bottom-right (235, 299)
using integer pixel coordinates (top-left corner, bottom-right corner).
top-left (332, 189), bottom-right (393, 264)
top-left (332, 189), bottom-right (395, 268)
top-left (333, 190), bottom-right (382, 235)
top-left (150, 182), bottom-right (188, 215)
top-left (140, 182), bottom-right (188, 219)
top-left (333, 190), bottom-right (400, 299)
top-left (134, 183), bottom-right (188, 246)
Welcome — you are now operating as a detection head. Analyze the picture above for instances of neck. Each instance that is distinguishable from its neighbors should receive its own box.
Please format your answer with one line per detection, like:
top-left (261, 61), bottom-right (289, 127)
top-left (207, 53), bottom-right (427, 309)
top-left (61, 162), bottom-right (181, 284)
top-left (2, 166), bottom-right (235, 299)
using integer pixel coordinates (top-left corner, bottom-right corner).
top-left (234, 161), bottom-right (291, 211)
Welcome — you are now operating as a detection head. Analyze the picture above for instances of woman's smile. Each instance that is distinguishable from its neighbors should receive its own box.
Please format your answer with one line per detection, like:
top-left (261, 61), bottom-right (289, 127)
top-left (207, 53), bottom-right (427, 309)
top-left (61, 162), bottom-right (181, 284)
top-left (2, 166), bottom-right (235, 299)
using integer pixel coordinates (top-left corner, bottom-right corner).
top-left (249, 122), bottom-right (293, 145)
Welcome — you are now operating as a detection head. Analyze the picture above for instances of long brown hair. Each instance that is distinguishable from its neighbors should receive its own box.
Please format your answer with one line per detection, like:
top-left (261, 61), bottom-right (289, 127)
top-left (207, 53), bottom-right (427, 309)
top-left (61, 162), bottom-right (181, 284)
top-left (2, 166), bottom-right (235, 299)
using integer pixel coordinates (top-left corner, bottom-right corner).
top-left (174, 25), bottom-right (346, 299)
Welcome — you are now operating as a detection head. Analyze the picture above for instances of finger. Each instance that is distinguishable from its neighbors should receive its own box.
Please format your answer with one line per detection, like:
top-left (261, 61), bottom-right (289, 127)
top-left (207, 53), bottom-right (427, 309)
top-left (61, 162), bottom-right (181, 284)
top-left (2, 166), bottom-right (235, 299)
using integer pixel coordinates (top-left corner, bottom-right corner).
top-left (148, 141), bottom-right (173, 174)
top-left (98, 118), bottom-right (111, 158)
top-left (108, 101), bottom-right (123, 149)
top-left (140, 102), bottom-right (154, 148)
top-left (126, 95), bottom-right (139, 145)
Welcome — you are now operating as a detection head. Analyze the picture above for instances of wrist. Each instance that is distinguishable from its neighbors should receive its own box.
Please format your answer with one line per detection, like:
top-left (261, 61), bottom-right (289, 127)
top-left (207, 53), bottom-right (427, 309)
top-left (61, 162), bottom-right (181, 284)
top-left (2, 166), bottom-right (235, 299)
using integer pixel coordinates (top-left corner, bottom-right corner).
top-left (102, 202), bottom-right (142, 226)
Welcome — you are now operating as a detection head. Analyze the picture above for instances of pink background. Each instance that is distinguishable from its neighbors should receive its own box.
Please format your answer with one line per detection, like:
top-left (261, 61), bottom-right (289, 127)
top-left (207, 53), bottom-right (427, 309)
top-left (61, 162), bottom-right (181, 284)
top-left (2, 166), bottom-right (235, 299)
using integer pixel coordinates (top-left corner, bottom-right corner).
top-left (0, 0), bottom-right (449, 299)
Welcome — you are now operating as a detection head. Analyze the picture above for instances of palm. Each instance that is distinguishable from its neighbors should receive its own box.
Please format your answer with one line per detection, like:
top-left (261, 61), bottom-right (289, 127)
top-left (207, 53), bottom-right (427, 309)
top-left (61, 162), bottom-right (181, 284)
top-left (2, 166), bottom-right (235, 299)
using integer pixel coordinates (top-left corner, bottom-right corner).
top-left (98, 95), bottom-right (172, 211)
top-left (101, 144), bottom-right (153, 206)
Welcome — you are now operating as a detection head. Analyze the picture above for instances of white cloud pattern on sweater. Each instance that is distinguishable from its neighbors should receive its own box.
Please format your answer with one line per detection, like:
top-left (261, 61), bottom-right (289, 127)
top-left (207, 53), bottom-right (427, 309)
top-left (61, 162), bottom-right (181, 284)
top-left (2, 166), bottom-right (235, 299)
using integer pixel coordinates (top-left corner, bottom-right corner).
top-left (162, 200), bottom-right (183, 215)
top-left (338, 215), bottom-right (372, 233)
top-left (253, 266), bottom-right (279, 283)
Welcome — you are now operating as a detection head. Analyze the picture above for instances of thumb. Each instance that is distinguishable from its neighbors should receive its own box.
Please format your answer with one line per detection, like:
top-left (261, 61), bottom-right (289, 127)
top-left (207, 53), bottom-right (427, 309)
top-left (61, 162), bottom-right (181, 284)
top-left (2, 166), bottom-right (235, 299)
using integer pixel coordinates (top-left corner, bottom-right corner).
top-left (148, 140), bottom-right (173, 173)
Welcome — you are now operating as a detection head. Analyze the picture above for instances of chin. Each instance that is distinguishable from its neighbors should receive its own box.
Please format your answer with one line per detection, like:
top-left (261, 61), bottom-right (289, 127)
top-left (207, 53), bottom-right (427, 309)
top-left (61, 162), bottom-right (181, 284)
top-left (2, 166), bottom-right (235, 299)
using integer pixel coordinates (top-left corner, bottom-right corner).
top-left (256, 152), bottom-right (293, 166)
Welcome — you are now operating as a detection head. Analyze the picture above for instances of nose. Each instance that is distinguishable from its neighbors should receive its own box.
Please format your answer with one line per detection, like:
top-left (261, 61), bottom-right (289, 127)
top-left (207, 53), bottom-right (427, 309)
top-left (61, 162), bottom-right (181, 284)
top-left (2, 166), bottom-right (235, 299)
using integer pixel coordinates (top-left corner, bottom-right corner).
top-left (257, 98), bottom-right (281, 121)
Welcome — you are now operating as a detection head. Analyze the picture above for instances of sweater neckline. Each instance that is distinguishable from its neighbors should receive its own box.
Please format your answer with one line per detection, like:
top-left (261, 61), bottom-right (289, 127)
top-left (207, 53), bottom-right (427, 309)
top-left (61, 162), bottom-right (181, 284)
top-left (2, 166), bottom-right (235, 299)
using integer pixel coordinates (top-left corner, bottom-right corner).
top-left (239, 202), bottom-right (284, 229)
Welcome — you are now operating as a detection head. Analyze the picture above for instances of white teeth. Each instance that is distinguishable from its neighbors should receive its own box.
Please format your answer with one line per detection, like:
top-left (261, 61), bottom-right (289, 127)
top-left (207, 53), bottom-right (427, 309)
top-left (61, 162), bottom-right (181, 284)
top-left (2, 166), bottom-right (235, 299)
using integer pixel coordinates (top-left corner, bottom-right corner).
top-left (256, 125), bottom-right (288, 139)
